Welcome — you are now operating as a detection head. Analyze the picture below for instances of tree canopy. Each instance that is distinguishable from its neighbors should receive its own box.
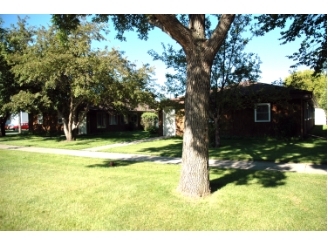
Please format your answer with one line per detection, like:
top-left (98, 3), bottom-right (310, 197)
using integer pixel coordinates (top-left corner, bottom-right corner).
top-left (148, 15), bottom-right (262, 147)
top-left (52, 14), bottom-right (236, 197)
top-left (284, 70), bottom-right (327, 111)
top-left (0, 17), bottom-right (29, 136)
top-left (254, 14), bottom-right (327, 74)
top-left (4, 17), bottom-right (155, 141)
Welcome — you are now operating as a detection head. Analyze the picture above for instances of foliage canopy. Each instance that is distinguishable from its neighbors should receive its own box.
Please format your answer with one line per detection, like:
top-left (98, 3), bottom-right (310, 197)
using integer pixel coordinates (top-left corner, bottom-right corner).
top-left (3, 17), bottom-right (155, 140)
top-left (254, 14), bottom-right (327, 74)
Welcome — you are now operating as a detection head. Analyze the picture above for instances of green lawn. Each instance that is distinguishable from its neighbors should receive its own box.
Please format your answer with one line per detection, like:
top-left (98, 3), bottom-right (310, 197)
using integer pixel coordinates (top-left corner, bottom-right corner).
top-left (101, 136), bottom-right (327, 164)
top-left (310, 125), bottom-right (327, 138)
top-left (0, 130), bottom-right (153, 150)
top-left (0, 150), bottom-right (326, 230)
top-left (1, 128), bottom-right (327, 164)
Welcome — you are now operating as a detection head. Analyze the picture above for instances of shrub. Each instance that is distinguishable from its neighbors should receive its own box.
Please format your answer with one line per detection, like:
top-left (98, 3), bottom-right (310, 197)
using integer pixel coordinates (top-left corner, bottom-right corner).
top-left (141, 112), bottom-right (158, 132)
top-left (147, 125), bottom-right (159, 134)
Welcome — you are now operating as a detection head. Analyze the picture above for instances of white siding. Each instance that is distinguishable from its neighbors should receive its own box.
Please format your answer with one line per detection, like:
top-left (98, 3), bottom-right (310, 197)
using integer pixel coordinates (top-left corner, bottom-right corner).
top-left (315, 108), bottom-right (327, 125)
top-left (163, 108), bottom-right (176, 137)
top-left (6, 112), bottom-right (28, 125)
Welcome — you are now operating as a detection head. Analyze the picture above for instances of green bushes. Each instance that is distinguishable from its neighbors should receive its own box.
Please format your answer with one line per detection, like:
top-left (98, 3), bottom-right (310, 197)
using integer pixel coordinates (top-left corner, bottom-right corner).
top-left (141, 112), bottom-right (158, 134)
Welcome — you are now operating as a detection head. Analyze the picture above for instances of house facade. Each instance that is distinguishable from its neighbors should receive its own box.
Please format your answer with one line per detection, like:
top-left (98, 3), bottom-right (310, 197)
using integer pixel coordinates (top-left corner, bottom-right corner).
top-left (29, 111), bottom-right (64, 134)
top-left (86, 105), bottom-right (154, 134)
top-left (161, 82), bottom-right (315, 138)
top-left (29, 104), bottom-right (156, 135)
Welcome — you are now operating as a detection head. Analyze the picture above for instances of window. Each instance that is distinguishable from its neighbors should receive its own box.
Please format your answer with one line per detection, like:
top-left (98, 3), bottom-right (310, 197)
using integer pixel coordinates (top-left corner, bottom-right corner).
top-left (37, 114), bottom-right (43, 124)
top-left (254, 103), bottom-right (271, 122)
top-left (97, 112), bottom-right (106, 128)
top-left (109, 115), bottom-right (118, 125)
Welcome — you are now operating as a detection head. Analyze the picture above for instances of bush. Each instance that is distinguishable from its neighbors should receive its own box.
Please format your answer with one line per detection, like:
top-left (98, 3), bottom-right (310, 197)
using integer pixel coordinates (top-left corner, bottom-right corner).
top-left (147, 125), bottom-right (159, 135)
top-left (141, 112), bottom-right (158, 132)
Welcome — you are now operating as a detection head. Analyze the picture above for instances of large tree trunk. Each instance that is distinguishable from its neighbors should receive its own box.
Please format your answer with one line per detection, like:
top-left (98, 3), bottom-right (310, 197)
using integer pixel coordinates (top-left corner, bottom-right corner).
top-left (176, 15), bottom-right (213, 197)
top-left (152, 14), bottom-right (235, 197)
top-left (177, 51), bottom-right (212, 197)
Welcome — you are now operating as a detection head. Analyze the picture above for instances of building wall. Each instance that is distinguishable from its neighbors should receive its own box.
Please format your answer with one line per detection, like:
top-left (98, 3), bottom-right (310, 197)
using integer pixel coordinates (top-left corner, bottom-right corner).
top-left (88, 110), bottom-right (149, 134)
top-left (163, 99), bottom-right (314, 138)
top-left (30, 112), bottom-right (63, 134)
top-left (176, 109), bottom-right (185, 137)
top-left (315, 108), bottom-right (327, 125)
top-left (162, 108), bottom-right (176, 137)
top-left (30, 109), bottom-right (158, 135)
top-left (220, 99), bottom-right (314, 138)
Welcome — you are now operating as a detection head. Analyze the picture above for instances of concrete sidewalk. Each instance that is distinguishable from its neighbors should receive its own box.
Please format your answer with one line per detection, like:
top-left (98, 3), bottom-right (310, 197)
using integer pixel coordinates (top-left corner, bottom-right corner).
top-left (81, 136), bottom-right (171, 151)
top-left (0, 144), bottom-right (326, 174)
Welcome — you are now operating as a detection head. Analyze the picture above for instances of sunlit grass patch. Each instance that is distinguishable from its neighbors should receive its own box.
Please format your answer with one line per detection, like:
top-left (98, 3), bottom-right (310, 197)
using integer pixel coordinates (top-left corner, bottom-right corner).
top-left (102, 136), bottom-right (327, 164)
top-left (0, 130), bottom-right (152, 150)
top-left (0, 150), bottom-right (326, 230)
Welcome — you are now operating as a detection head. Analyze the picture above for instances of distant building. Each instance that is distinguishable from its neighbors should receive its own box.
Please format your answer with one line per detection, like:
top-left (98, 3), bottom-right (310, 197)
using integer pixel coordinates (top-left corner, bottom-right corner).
top-left (6, 112), bottom-right (29, 125)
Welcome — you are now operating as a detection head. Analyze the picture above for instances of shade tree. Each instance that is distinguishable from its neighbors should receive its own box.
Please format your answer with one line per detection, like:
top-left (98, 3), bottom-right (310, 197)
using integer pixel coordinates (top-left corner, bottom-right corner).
top-left (254, 14), bottom-right (327, 74)
top-left (6, 17), bottom-right (155, 141)
top-left (52, 14), bottom-right (236, 197)
top-left (148, 15), bottom-right (262, 147)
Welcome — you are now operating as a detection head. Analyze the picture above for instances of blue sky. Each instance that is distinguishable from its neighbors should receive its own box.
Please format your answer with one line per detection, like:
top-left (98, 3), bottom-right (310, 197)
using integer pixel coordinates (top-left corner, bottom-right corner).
top-left (0, 13), bottom-right (311, 97)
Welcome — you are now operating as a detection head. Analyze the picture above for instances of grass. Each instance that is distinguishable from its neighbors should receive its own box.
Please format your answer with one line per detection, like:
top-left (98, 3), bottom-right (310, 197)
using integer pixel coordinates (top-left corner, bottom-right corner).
top-left (1, 127), bottom-right (327, 164)
top-left (310, 125), bottom-right (327, 138)
top-left (0, 130), bottom-right (153, 150)
top-left (101, 136), bottom-right (327, 164)
top-left (0, 150), bottom-right (326, 230)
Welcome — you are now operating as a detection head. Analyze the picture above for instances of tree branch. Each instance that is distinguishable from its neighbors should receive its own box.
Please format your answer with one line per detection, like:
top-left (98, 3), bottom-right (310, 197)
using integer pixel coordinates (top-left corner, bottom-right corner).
top-left (149, 15), bottom-right (192, 51)
top-left (206, 14), bottom-right (235, 58)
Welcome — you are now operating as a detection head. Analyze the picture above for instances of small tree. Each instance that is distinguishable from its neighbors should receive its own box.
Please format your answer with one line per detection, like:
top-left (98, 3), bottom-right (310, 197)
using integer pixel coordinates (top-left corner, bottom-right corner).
top-left (284, 70), bottom-right (327, 111)
top-left (6, 18), bottom-right (154, 141)
top-left (141, 112), bottom-right (158, 134)
top-left (0, 17), bottom-right (29, 136)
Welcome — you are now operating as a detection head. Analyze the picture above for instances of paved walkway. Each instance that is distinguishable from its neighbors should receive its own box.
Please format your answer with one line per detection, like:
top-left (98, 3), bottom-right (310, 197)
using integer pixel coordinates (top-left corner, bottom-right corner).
top-left (81, 136), bottom-right (171, 151)
top-left (0, 143), bottom-right (326, 174)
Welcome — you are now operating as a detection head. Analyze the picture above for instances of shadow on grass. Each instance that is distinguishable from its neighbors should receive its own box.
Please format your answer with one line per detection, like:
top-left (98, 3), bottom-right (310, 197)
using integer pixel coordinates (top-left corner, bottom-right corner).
top-left (86, 160), bottom-right (139, 168)
top-left (209, 137), bottom-right (327, 165)
top-left (133, 136), bottom-right (327, 164)
top-left (78, 131), bottom-right (152, 141)
top-left (1, 131), bottom-right (65, 142)
top-left (309, 164), bottom-right (328, 172)
top-left (139, 143), bottom-right (182, 157)
top-left (210, 168), bottom-right (287, 193)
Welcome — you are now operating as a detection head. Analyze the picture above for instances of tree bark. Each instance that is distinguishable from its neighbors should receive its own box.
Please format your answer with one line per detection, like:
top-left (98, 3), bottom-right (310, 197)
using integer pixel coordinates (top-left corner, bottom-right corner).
top-left (0, 122), bottom-right (6, 137)
top-left (61, 105), bottom-right (82, 141)
top-left (152, 14), bottom-right (235, 197)
top-left (0, 114), bottom-right (9, 137)
top-left (62, 96), bottom-right (78, 141)
top-left (177, 50), bottom-right (212, 197)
